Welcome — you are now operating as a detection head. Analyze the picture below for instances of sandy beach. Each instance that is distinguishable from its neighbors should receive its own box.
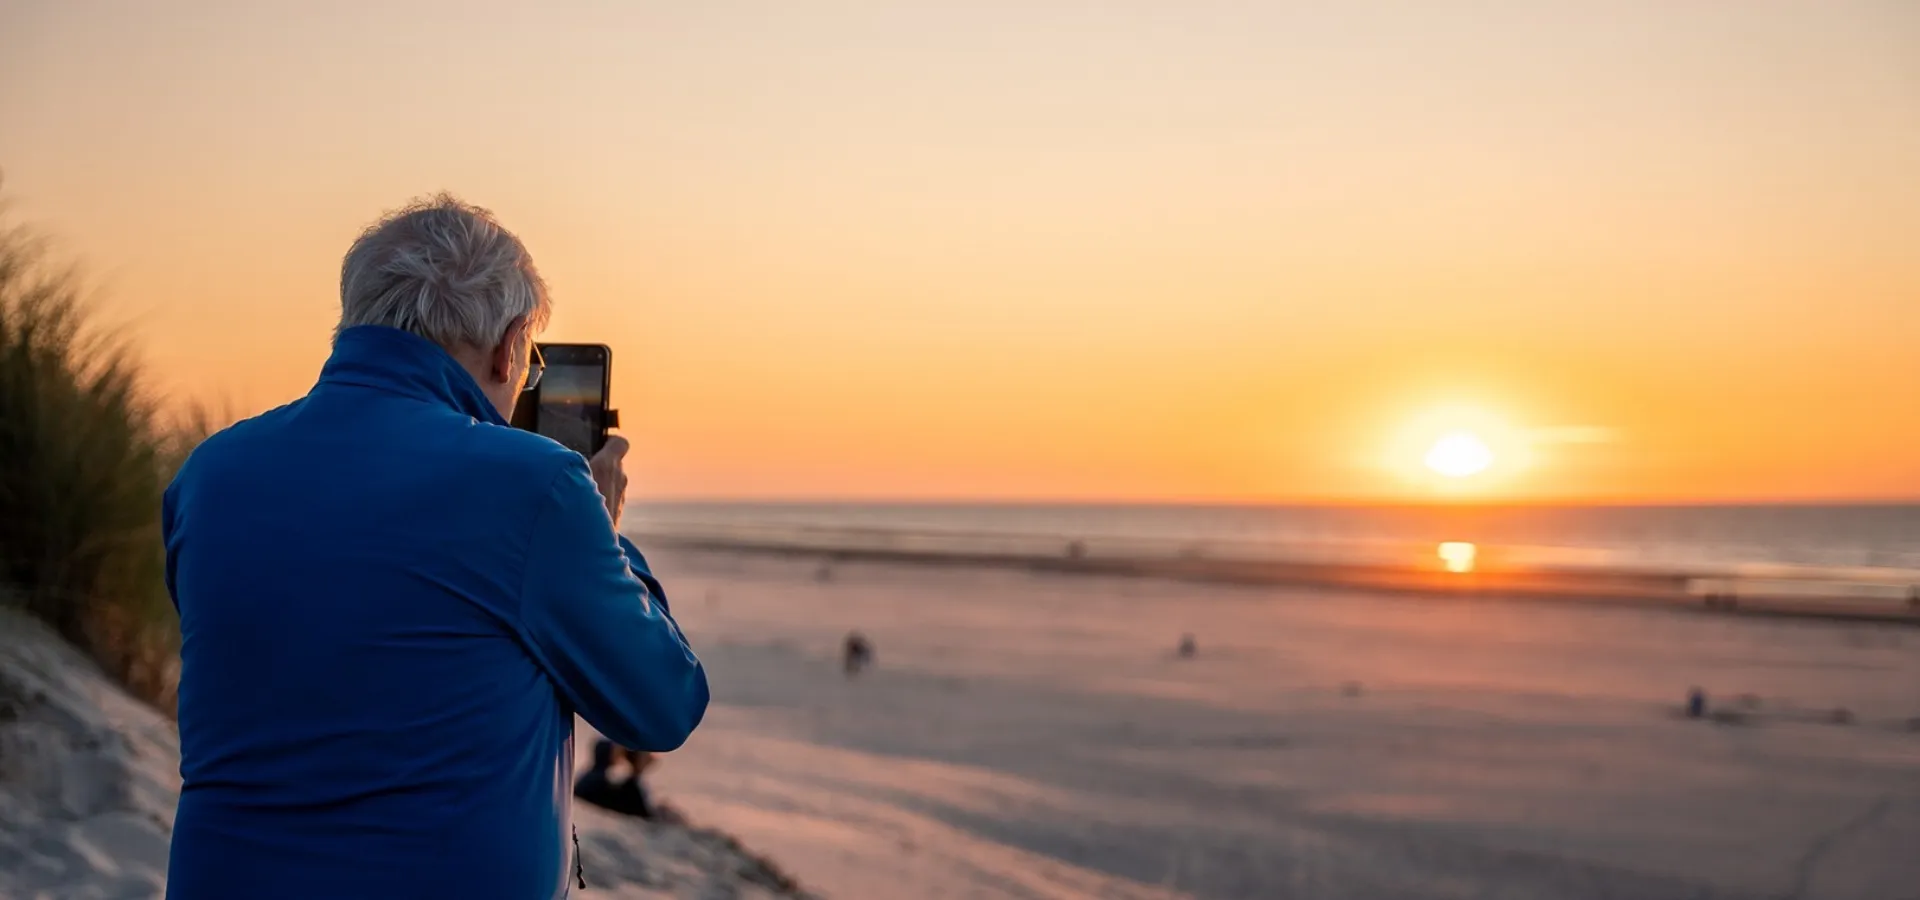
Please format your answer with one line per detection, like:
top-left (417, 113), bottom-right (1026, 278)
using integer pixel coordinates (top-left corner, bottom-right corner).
top-left (635, 547), bottom-right (1920, 900)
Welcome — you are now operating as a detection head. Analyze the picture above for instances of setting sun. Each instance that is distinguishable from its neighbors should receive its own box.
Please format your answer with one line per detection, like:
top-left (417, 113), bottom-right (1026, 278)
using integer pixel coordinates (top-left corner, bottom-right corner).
top-left (1424, 431), bottom-right (1494, 479)
top-left (1380, 405), bottom-right (1532, 496)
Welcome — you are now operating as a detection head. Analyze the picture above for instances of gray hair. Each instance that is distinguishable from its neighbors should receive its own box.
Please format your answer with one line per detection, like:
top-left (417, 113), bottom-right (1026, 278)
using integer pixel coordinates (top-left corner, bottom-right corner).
top-left (337, 193), bottom-right (551, 349)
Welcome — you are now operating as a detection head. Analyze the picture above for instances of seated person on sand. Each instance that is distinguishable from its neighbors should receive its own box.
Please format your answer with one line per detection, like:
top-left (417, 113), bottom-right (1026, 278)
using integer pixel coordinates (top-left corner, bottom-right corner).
top-left (576, 739), bottom-right (684, 823)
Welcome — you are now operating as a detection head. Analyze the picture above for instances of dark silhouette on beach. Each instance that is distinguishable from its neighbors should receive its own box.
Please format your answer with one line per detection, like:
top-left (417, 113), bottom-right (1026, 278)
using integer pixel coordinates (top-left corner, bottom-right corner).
top-left (843, 631), bottom-right (874, 676)
top-left (576, 739), bottom-right (679, 821)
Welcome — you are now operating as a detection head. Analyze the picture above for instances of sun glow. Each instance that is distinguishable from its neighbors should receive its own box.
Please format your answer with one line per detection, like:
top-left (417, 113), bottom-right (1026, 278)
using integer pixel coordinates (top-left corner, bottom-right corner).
top-left (1381, 403), bottom-right (1533, 496)
top-left (1425, 431), bottom-right (1494, 478)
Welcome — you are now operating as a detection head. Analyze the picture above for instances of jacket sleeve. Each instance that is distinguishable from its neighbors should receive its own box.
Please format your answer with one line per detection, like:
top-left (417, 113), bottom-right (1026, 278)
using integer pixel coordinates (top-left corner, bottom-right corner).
top-left (517, 460), bottom-right (709, 751)
top-left (161, 478), bottom-right (182, 611)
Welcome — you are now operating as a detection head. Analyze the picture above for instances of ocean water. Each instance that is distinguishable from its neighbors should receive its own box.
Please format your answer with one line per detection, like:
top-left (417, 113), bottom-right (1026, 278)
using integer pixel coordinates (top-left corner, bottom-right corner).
top-left (630, 502), bottom-right (1920, 579)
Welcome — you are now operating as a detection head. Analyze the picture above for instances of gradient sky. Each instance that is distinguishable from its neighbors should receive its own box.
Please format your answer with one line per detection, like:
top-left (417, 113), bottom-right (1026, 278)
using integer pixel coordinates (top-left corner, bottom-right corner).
top-left (3, 1), bottom-right (1916, 502)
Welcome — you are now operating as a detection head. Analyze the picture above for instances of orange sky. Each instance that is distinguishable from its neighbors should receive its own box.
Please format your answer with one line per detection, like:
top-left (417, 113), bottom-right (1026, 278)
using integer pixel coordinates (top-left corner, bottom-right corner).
top-left (3, 1), bottom-right (1916, 502)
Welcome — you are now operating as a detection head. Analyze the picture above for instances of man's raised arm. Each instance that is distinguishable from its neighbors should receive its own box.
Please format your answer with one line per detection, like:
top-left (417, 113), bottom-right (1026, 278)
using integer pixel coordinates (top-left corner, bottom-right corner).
top-left (517, 457), bottom-right (707, 750)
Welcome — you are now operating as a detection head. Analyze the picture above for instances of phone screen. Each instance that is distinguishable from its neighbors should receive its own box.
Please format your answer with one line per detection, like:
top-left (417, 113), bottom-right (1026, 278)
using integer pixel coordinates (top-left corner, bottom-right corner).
top-left (511, 344), bottom-right (609, 457)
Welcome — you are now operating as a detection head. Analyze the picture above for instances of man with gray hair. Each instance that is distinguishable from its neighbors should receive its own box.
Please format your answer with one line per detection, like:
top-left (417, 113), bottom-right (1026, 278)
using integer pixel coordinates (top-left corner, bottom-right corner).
top-left (161, 195), bottom-right (708, 899)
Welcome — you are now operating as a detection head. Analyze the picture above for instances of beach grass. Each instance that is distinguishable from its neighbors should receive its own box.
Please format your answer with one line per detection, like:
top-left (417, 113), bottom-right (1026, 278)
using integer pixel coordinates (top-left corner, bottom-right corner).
top-left (0, 185), bottom-right (204, 712)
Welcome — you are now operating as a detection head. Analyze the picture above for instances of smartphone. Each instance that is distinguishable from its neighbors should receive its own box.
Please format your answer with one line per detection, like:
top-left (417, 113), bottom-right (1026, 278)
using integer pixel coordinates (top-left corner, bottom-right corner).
top-left (510, 343), bottom-right (612, 457)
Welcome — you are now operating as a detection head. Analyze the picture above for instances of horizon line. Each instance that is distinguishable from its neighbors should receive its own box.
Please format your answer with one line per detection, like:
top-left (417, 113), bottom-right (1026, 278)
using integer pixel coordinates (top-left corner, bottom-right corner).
top-left (628, 495), bottom-right (1920, 509)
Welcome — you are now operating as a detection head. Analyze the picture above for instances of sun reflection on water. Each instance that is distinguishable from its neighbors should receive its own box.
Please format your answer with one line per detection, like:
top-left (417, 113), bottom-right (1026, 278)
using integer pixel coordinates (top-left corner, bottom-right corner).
top-left (1438, 541), bottom-right (1478, 574)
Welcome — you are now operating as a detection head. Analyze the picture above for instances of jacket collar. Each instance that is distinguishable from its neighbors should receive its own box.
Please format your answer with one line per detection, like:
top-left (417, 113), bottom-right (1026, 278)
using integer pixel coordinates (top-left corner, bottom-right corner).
top-left (318, 325), bottom-right (507, 426)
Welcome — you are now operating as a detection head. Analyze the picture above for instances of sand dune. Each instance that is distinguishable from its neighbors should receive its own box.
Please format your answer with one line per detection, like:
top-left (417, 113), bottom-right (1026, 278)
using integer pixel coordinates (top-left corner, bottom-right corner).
top-left (0, 608), bottom-right (815, 900)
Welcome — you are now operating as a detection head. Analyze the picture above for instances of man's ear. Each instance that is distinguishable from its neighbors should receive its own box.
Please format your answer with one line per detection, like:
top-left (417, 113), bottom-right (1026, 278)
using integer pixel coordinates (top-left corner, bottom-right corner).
top-left (490, 316), bottom-right (529, 386)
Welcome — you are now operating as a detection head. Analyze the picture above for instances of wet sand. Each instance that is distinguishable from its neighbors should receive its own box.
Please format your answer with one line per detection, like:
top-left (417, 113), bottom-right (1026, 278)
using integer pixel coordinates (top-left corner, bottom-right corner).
top-left (635, 547), bottom-right (1920, 900)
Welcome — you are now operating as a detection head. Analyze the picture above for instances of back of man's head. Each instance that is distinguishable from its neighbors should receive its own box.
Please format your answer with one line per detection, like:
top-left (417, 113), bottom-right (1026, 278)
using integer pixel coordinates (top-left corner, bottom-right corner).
top-left (338, 194), bottom-right (551, 351)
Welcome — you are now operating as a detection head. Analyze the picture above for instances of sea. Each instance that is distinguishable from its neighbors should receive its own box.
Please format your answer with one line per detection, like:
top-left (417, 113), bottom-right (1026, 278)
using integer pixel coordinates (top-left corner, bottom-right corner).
top-left (629, 502), bottom-right (1920, 581)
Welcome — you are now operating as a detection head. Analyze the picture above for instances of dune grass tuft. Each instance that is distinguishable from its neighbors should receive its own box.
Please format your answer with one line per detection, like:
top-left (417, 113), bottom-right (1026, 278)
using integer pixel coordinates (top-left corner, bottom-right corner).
top-left (0, 189), bottom-right (205, 712)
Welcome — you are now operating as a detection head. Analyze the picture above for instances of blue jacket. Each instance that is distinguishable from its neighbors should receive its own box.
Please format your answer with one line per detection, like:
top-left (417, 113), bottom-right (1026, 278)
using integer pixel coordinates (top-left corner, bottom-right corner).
top-left (162, 326), bottom-right (708, 899)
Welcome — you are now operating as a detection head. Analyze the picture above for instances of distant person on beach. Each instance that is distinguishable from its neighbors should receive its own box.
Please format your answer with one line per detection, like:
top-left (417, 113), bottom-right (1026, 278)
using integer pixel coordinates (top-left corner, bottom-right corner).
top-left (575, 740), bottom-right (679, 823)
top-left (574, 739), bottom-right (630, 814)
top-left (844, 630), bottom-right (875, 676)
top-left (162, 195), bottom-right (708, 899)
top-left (614, 748), bottom-right (663, 820)
top-left (618, 747), bottom-right (687, 824)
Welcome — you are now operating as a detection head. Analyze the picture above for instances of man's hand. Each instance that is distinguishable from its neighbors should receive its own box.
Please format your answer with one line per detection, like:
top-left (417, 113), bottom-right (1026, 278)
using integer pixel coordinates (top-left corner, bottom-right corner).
top-left (589, 435), bottom-right (630, 527)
